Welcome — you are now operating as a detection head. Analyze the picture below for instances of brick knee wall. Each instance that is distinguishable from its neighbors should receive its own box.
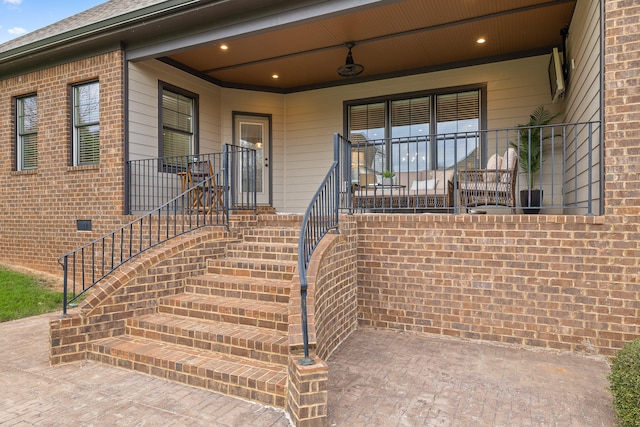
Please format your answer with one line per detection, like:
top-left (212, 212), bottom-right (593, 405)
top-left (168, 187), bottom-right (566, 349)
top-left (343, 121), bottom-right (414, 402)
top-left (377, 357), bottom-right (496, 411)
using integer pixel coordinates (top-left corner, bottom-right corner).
top-left (311, 216), bottom-right (358, 361)
top-left (355, 214), bottom-right (638, 357)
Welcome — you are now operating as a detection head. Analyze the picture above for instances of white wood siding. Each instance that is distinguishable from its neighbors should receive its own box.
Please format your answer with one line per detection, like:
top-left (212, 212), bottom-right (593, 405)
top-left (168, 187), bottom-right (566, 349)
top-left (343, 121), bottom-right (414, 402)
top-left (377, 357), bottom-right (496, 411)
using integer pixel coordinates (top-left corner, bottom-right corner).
top-left (128, 60), bottom-right (223, 160)
top-left (127, 54), bottom-right (579, 213)
top-left (283, 56), bottom-right (557, 212)
top-left (562, 0), bottom-right (602, 215)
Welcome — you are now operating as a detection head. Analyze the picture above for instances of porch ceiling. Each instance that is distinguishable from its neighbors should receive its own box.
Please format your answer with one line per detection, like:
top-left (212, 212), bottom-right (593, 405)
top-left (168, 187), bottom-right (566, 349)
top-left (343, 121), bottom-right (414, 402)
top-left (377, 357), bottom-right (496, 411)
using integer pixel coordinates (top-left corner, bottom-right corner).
top-left (165, 0), bottom-right (576, 92)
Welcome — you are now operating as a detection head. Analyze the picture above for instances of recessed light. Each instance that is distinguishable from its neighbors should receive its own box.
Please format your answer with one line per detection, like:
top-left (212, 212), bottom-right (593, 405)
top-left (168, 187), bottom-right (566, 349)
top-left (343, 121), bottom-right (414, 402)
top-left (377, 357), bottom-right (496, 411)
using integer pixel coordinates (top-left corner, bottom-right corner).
top-left (272, 74), bottom-right (279, 79)
top-left (476, 38), bottom-right (486, 44)
top-left (220, 44), bottom-right (229, 50)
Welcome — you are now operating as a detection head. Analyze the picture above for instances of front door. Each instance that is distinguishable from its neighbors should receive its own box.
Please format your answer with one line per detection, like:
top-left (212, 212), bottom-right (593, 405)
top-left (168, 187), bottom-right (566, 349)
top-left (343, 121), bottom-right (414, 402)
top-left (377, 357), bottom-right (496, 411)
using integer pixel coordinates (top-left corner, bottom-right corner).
top-left (233, 113), bottom-right (271, 205)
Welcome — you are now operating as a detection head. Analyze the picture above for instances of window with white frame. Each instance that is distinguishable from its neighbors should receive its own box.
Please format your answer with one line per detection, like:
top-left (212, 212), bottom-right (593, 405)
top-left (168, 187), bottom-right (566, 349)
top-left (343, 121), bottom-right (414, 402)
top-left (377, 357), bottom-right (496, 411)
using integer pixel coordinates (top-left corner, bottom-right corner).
top-left (72, 81), bottom-right (100, 166)
top-left (16, 94), bottom-right (38, 170)
top-left (347, 88), bottom-right (483, 174)
top-left (160, 83), bottom-right (197, 171)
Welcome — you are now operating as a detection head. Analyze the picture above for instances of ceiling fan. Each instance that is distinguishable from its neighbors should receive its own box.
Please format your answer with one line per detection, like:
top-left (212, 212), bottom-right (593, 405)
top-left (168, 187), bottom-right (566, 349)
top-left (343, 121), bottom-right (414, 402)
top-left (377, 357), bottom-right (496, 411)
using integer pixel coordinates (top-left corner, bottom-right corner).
top-left (337, 42), bottom-right (364, 77)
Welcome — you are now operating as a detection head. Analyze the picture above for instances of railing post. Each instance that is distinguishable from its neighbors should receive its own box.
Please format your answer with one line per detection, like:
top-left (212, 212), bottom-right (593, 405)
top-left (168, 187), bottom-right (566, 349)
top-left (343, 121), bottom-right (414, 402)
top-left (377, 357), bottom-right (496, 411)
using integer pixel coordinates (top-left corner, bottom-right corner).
top-left (253, 147), bottom-right (257, 215)
top-left (333, 134), bottom-right (340, 225)
top-left (223, 144), bottom-right (230, 225)
top-left (124, 160), bottom-right (131, 215)
top-left (61, 256), bottom-right (69, 317)
top-left (587, 121), bottom-right (594, 216)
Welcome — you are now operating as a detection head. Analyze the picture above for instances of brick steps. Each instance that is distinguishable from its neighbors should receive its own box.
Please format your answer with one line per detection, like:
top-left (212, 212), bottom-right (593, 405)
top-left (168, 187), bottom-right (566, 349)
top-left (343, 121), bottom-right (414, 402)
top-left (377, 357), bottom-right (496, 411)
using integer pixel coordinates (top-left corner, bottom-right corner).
top-left (158, 293), bottom-right (289, 332)
top-left (184, 274), bottom-right (291, 303)
top-left (86, 219), bottom-right (302, 410)
top-left (241, 228), bottom-right (300, 245)
top-left (225, 242), bottom-right (298, 262)
top-left (87, 335), bottom-right (287, 407)
top-left (207, 257), bottom-right (297, 281)
top-left (127, 313), bottom-right (289, 365)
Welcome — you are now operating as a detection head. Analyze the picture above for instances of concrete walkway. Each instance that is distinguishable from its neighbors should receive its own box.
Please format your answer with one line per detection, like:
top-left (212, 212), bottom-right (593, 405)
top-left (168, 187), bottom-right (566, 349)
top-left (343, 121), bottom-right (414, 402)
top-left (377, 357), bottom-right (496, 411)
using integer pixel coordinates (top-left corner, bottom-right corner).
top-left (0, 314), bottom-right (616, 426)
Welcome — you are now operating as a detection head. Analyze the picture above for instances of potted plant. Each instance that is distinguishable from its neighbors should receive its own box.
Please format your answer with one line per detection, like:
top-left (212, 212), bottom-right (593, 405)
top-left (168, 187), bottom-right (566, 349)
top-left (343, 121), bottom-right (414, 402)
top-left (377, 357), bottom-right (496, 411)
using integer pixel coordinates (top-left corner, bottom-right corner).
top-left (511, 106), bottom-right (562, 214)
top-left (381, 169), bottom-right (395, 185)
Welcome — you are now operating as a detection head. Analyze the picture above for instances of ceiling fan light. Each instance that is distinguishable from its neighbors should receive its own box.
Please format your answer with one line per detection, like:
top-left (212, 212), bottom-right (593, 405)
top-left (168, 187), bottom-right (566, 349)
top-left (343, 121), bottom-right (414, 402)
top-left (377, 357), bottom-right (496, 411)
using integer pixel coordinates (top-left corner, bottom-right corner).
top-left (337, 42), bottom-right (364, 77)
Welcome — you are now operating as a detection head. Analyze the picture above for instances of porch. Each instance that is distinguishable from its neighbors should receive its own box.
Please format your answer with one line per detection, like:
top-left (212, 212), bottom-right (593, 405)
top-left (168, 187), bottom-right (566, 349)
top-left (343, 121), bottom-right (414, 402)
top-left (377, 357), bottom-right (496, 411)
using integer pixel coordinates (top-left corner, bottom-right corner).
top-left (126, 121), bottom-right (602, 217)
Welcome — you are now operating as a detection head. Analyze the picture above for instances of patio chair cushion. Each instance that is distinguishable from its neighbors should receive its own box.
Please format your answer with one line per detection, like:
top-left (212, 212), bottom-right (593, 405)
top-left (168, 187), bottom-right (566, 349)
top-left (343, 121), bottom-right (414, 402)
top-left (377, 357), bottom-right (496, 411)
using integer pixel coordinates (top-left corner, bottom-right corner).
top-left (486, 154), bottom-right (503, 182)
top-left (501, 148), bottom-right (518, 183)
top-left (410, 178), bottom-right (437, 191)
top-left (432, 169), bottom-right (455, 192)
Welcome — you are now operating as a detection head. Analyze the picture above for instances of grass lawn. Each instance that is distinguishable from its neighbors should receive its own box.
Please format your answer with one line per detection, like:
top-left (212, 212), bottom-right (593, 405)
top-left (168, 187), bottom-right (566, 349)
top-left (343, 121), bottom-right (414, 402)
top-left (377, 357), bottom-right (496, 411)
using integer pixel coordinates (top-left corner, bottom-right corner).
top-left (0, 266), bottom-right (64, 322)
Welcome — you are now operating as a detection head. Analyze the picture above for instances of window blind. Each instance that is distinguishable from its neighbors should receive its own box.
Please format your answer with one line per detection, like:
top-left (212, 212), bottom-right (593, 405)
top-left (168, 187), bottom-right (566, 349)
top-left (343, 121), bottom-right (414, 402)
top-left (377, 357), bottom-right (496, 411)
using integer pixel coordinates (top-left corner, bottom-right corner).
top-left (17, 95), bottom-right (38, 170)
top-left (73, 82), bottom-right (100, 166)
top-left (162, 89), bottom-right (194, 169)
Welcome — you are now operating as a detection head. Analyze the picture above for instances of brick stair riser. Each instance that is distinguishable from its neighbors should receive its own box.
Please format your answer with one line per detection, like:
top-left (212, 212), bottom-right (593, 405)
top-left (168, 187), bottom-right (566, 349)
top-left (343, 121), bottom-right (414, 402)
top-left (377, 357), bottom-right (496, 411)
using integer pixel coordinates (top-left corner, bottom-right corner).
top-left (241, 233), bottom-right (299, 245)
top-left (225, 249), bottom-right (298, 263)
top-left (126, 317), bottom-right (289, 365)
top-left (184, 277), bottom-right (290, 304)
top-left (86, 339), bottom-right (286, 408)
top-left (158, 297), bottom-right (289, 332)
top-left (253, 215), bottom-right (302, 228)
top-left (207, 259), bottom-right (296, 281)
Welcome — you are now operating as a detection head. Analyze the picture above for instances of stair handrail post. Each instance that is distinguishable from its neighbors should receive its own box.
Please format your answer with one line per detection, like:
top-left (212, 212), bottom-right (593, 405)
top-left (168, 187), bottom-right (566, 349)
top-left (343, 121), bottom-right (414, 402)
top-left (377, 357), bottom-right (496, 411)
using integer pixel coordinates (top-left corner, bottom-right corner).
top-left (297, 133), bottom-right (343, 365)
top-left (60, 255), bottom-right (69, 317)
top-left (223, 144), bottom-right (230, 225)
top-left (253, 147), bottom-right (258, 215)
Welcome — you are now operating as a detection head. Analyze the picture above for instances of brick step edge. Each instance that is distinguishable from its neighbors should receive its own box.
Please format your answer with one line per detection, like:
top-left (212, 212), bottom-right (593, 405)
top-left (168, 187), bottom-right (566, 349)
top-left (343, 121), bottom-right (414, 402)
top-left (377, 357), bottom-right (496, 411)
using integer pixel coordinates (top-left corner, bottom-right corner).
top-left (88, 336), bottom-right (287, 408)
top-left (128, 313), bottom-right (289, 365)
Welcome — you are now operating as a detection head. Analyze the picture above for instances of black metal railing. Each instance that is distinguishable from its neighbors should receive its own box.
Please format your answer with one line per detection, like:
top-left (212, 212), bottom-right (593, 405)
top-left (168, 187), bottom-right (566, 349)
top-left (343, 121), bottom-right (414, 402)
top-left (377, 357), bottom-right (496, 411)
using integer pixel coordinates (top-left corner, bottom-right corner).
top-left (297, 134), bottom-right (344, 364)
top-left (126, 145), bottom-right (257, 215)
top-left (59, 144), bottom-right (257, 315)
top-left (126, 152), bottom-right (223, 214)
top-left (346, 121), bottom-right (601, 215)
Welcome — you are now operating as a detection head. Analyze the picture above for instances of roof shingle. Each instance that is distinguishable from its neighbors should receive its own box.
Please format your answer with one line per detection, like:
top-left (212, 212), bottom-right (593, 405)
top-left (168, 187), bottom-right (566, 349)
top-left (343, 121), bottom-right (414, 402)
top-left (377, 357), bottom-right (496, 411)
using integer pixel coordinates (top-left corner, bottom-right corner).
top-left (0, 0), bottom-right (169, 53)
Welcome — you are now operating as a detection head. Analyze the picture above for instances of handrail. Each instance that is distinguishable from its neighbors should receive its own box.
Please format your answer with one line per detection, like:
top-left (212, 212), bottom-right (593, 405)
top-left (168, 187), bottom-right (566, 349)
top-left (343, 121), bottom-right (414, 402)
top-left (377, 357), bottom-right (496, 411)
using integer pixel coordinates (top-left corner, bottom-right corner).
top-left (347, 121), bottom-right (602, 215)
top-left (58, 144), bottom-right (257, 315)
top-left (297, 134), bottom-right (342, 365)
top-left (58, 174), bottom-right (224, 315)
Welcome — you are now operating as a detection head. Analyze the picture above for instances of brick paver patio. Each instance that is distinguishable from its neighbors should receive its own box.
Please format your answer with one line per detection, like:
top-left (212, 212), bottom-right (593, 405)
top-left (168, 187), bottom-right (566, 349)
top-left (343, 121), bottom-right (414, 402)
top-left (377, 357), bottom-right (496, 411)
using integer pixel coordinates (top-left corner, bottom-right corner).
top-left (0, 313), bottom-right (616, 426)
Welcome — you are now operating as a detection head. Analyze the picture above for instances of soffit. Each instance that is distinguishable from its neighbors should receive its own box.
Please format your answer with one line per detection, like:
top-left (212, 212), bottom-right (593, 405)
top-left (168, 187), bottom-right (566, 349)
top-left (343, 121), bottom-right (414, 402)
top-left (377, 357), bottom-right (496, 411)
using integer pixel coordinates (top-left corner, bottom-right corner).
top-left (165, 0), bottom-right (576, 91)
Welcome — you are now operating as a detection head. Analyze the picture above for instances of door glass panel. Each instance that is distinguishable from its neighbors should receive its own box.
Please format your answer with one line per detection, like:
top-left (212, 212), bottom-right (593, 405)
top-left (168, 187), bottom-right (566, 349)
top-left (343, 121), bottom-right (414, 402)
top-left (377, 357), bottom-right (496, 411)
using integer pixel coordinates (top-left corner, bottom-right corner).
top-left (239, 122), bottom-right (264, 193)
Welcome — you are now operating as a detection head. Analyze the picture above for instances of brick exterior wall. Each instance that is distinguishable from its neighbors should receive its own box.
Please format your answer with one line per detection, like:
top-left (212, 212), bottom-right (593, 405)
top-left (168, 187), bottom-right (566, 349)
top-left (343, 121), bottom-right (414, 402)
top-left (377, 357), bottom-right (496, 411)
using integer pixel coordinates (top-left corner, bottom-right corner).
top-left (604, 0), bottom-right (640, 219)
top-left (0, 50), bottom-right (127, 274)
top-left (355, 213), bottom-right (638, 357)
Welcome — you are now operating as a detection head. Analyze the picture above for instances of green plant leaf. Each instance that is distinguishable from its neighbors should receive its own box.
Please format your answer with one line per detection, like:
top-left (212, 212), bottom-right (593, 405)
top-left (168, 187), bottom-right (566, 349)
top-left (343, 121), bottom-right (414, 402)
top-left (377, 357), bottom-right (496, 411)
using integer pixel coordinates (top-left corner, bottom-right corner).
top-left (510, 106), bottom-right (562, 189)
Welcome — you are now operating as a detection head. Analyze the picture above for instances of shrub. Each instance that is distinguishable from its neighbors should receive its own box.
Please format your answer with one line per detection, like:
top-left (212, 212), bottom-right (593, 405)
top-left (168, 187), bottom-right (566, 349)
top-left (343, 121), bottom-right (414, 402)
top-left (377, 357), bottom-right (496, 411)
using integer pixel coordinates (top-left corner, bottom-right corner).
top-left (609, 338), bottom-right (640, 427)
